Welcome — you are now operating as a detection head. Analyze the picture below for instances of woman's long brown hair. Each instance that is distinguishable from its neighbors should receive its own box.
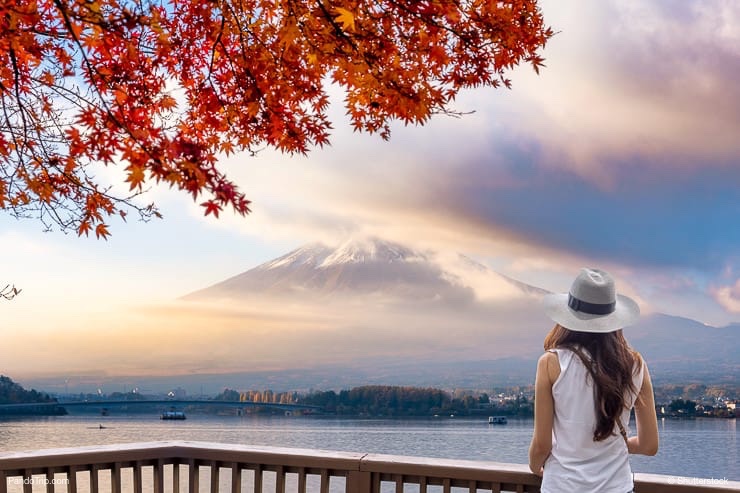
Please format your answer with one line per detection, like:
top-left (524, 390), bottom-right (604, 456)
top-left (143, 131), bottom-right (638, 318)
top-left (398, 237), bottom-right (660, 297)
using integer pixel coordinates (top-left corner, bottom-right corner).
top-left (545, 324), bottom-right (642, 441)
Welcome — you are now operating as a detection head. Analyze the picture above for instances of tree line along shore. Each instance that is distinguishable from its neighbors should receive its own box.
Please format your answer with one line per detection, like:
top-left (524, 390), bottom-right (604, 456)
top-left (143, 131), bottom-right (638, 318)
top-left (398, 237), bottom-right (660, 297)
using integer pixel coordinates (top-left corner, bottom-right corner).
top-left (215, 386), bottom-right (737, 419)
top-left (2, 376), bottom-right (736, 419)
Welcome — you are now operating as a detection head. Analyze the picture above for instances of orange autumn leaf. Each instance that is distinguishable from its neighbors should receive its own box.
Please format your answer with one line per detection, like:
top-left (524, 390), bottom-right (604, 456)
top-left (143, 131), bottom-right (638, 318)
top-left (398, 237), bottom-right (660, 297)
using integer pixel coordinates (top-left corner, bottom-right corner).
top-left (126, 165), bottom-right (146, 190)
top-left (202, 200), bottom-right (221, 218)
top-left (333, 7), bottom-right (356, 32)
top-left (95, 223), bottom-right (110, 239)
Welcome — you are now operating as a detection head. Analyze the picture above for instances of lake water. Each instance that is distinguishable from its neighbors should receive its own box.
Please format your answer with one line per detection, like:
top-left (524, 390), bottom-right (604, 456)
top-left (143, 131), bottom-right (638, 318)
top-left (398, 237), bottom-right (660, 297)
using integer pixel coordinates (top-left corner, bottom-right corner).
top-left (0, 415), bottom-right (737, 481)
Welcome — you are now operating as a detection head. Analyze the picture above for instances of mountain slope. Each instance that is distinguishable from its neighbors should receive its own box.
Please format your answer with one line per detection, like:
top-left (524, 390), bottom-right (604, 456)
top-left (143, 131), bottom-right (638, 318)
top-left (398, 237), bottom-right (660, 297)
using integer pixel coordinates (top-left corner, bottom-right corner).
top-left (184, 237), bottom-right (540, 304)
top-left (627, 313), bottom-right (738, 383)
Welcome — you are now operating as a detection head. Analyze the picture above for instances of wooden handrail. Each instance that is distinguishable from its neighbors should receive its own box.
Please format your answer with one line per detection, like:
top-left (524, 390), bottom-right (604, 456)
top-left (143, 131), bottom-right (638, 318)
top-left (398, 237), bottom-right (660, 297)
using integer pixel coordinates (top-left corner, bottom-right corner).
top-left (0, 441), bottom-right (738, 493)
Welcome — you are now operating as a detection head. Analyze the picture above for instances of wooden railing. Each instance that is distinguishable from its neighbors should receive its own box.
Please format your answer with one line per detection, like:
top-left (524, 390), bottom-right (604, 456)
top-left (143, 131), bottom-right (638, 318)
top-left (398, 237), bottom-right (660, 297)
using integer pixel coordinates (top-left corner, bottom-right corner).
top-left (0, 441), bottom-right (738, 493)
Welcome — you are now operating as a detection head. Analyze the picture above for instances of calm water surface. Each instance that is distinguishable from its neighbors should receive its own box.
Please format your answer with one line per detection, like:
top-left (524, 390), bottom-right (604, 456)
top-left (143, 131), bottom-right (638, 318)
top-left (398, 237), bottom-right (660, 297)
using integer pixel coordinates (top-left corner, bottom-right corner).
top-left (0, 415), bottom-right (736, 481)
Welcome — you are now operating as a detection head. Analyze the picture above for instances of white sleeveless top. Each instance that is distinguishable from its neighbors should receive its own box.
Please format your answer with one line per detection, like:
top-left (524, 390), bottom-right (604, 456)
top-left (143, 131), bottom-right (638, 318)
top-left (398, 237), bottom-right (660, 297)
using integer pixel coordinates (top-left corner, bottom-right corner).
top-left (541, 348), bottom-right (644, 493)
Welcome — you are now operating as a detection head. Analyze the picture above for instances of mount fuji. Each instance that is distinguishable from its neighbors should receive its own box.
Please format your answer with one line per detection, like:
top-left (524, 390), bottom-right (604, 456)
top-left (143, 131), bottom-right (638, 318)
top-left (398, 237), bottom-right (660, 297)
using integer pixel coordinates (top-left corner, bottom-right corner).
top-left (185, 237), bottom-right (546, 304)
top-left (180, 237), bottom-right (738, 387)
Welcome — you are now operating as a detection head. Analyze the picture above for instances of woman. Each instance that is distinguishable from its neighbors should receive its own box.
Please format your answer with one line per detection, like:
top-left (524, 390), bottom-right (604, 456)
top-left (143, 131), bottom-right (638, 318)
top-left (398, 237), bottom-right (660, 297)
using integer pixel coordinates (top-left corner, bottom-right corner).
top-left (528, 268), bottom-right (659, 493)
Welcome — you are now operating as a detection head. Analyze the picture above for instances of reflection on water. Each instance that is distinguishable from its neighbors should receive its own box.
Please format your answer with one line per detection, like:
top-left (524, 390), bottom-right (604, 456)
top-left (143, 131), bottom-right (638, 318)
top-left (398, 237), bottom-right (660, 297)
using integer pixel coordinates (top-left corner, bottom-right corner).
top-left (0, 415), bottom-right (737, 481)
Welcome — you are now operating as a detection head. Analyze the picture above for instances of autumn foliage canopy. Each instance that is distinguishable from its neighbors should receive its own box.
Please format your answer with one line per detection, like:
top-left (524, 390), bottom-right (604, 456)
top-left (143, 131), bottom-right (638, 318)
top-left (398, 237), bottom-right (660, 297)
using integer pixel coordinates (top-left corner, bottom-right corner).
top-left (1, 0), bottom-right (552, 238)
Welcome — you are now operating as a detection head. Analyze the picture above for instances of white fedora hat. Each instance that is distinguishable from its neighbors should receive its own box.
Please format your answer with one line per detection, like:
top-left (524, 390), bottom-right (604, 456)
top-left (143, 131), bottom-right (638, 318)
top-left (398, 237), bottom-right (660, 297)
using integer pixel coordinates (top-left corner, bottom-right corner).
top-left (542, 268), bottom-right (640, 333)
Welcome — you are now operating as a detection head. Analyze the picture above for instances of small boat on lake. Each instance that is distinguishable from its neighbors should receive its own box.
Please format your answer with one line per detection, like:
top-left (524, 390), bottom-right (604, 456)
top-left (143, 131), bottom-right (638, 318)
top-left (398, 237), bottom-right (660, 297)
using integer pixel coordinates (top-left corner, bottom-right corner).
top-left (161, 410), bottom-right (186, 420)
top-left (488, 416), bottom-right (507, 424)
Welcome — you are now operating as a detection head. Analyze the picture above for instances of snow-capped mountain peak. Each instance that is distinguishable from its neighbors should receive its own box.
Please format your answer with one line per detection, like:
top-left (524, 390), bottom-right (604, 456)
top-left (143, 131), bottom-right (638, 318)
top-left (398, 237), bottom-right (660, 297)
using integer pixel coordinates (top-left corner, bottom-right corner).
top-left (318, 237), bottom-right (424, 268)
top-left (184, 237), bottom-right (542, 303)
top-left (259, 243), bottom-right (328, 271)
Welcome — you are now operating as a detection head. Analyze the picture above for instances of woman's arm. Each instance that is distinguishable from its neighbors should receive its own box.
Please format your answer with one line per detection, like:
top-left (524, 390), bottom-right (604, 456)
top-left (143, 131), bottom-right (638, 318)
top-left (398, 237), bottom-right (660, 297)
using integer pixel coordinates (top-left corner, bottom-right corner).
top-left (627, 361), bottom-right (659, 456)
top-left (528, 351), bottom-right (557, 475)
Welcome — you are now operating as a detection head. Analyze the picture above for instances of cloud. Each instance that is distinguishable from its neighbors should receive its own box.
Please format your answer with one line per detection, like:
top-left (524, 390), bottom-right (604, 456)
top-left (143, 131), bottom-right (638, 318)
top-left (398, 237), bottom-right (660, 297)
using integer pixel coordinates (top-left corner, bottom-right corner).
top-left (428, 152), bottom-right (740, 270)
top-left (711, 280), bottom-right (740, 314)
top-left (210, 125), bottom-right (740, 275)
top-left (502, 0), bottom-right (740, 178)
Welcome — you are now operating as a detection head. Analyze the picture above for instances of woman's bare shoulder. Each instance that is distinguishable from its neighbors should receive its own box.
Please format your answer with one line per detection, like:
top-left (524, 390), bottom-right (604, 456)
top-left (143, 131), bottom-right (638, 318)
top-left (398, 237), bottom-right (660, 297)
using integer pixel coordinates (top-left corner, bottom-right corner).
top-left (537, 350), bottom-right (558, 365)
top-left (537, 351), bottom-right (560, 383)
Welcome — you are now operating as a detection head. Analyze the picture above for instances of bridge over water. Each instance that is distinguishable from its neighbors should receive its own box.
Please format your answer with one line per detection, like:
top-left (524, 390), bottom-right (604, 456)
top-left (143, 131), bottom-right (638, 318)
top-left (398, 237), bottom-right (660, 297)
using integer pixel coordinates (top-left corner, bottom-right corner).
top-left (0, 399), bottom-right (321, 416)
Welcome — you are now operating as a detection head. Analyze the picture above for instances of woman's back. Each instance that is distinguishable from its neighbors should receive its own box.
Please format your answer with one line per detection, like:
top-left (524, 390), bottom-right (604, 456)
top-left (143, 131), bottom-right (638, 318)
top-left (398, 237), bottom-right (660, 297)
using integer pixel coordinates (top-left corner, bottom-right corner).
top-left (541, 347), bottom-right (644, 492)
top-left (529, 268), bottom-right (658, 493)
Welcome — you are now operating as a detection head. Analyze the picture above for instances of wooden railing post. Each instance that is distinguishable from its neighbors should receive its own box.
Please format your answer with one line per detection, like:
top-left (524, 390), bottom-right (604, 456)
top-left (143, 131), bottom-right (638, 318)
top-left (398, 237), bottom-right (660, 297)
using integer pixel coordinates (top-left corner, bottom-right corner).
top-left (22, 469), bottom-right (31, 493)
top-left (230, 463), bottom-right (241, 493)
top-left (347, 471), bottom-right (372, 493)
top-left (133, 461), bottom-right (143, 493)
top-left (112, 462), bottom-right (121, 493)
top-left (297, 468), bottom-right (307, 493)
top-left (67, 465), bottom-right (78, 493)
top-left (90, 465), bottom-right (99, 493)
top-left (275, 465), bottom-right (285, 493)
top-left (254, 464), bottom-right (263, 493)
top-left (319, 469), bottom-right (328, 493)
top-left (210, 462), bottom-right (219, 493)
top-left (188, 460), bottom-right (198, 493)
top-left (173, 462), bottom-right (181, 493)
top-left (154, 459), bottom-right (165, 493)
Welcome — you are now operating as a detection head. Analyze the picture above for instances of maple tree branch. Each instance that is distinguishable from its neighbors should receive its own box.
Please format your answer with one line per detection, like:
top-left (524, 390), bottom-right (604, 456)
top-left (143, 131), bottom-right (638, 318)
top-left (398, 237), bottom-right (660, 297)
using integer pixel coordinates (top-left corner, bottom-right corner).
top-left (6, 6), bottom-right (156, 228)
top-left (202, 13), bottom-right (237, 128)
top-left (51, 0), bottom-right (118, 117)
top-left (383, 0), bottom-right (474, 45)
top-left (10, 83), bottom-right (115, 229)
top-left (0, 284), bottom-right (21, 301)
top-left (217, 1), bottom-right (273, 134)
top-left (208, 16), bottom-right (227, 81)
top-left (2, 55), bottom-right (39, 200)
top-left (315, 0), bottom-right (358, 52)
top-left (48, 1), bottom-right (167, 210)
top-left (8, 49), bottom-right (32, 151)
top-left (30, 28), bottom-right (69, 40)
top-left (29, 76), bottom-right (99, 113)
top-left (430, 107), bottom-right (475, 118)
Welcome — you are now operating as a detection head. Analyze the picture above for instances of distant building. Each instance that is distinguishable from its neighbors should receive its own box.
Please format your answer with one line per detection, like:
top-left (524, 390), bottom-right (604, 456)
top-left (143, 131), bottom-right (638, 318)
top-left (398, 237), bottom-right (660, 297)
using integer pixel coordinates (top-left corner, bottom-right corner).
top-left (169, 387), bottom-right (187, 399)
